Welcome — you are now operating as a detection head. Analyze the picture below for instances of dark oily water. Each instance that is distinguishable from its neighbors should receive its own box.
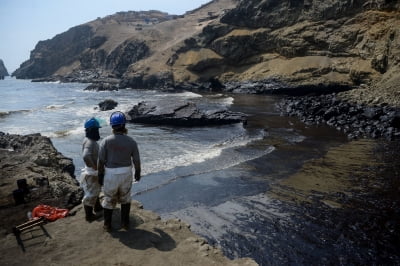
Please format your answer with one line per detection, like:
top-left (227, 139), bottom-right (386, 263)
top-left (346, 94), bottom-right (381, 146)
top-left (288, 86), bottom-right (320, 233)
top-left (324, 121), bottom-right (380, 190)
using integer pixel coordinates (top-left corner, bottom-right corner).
top-left (137, 94), bottom-right (400, 265)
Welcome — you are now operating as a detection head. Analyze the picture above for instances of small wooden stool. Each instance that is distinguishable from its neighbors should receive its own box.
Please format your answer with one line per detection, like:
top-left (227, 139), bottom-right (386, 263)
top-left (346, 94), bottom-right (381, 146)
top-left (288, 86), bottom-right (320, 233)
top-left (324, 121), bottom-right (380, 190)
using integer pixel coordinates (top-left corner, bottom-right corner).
top-left (12, 217), bottom-right (51, 252)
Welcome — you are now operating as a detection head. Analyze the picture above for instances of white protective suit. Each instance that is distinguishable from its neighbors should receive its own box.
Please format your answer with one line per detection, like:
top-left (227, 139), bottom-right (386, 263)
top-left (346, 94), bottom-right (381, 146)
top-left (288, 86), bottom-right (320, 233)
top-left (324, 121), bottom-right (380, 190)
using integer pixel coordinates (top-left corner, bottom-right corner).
top-left (80, 166), bottom-right (101, 206)
top-left (81, 137), bottom-right (101, 207)
top-left (102, 166), bottom-right (133, 209)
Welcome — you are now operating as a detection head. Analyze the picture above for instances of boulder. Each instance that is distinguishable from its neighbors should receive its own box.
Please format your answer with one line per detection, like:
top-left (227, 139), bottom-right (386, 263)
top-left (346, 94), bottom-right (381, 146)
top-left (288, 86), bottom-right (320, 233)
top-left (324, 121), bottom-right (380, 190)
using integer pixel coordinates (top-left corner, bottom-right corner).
top-left (99, 99), bottom-right (118, 111)
top-left (127, 100), bottom-right (246, 126)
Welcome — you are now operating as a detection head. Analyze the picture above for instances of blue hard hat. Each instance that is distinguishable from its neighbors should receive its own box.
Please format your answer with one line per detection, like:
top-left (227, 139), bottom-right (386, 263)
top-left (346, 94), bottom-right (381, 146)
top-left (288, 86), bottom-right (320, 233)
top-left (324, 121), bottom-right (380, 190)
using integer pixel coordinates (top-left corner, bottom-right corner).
top-left (110, 111), bottom-right (126, 126)
top-left (84, 117), bottom-right (101, 129)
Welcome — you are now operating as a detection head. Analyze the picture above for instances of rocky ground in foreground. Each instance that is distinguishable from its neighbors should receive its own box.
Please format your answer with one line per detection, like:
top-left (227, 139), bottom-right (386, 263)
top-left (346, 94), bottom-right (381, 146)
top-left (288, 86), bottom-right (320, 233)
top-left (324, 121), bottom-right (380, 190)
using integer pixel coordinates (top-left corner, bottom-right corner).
top-left (0, 132), bottom-right (83, 235)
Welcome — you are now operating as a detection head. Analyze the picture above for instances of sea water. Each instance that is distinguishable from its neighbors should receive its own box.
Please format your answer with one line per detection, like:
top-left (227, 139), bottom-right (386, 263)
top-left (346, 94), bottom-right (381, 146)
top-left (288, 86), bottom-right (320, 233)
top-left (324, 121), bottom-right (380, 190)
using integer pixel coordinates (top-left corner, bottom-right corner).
top-left (0, 77), bottom-right (272, 195)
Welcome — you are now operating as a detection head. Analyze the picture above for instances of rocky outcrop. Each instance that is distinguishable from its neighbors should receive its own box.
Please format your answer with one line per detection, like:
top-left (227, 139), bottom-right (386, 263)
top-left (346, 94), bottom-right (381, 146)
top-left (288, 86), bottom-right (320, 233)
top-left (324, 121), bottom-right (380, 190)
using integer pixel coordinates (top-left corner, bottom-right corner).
top-left (0, 132), bottom-right (82, 233)
top-left (0, 59), bottom-right (8, 77)
top-left (119, 71), bottom-right (175, 90)
top-left (98, 99), bottom-right (118, 111)
top-left (220, 0), bottom-right (400, 29)
top-left (13, 25), bottom-right (93, 79)
top-left (277, 94), bottom-right (400, 140)
top-left (105, 40), bottom-right (150, 77)
top-left (127, 100), bottom-right (246, 126)
top-left (84, 82), bottom-right (119, 91)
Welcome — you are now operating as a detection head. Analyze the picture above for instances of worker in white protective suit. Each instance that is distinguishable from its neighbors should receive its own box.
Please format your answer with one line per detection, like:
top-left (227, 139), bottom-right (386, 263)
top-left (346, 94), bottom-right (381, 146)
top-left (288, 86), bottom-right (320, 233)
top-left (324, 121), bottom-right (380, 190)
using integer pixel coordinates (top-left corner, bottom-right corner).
top-left (80, 117), bottom-right (103, 222)
top-left (98, 111), bottom-right (141, 232)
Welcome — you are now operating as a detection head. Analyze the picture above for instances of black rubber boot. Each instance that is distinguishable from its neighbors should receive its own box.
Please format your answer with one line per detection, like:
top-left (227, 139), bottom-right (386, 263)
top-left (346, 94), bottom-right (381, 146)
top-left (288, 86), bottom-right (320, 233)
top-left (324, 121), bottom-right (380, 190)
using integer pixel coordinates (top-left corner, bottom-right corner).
top-left (121, 203), bottom-right (131, 230)
top-left (103, 208), bottom-right (113, 232)
top-left (84, 205), bottom-right (96, 222)
top-left (94, 198), bottom-right (103, 213)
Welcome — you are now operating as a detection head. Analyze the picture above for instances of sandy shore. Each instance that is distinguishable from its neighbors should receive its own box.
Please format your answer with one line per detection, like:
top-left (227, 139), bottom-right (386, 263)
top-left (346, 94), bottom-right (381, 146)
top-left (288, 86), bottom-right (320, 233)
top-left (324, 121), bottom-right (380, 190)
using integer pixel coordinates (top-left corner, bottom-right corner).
top-left (0, 200), bottom-right (256, 265)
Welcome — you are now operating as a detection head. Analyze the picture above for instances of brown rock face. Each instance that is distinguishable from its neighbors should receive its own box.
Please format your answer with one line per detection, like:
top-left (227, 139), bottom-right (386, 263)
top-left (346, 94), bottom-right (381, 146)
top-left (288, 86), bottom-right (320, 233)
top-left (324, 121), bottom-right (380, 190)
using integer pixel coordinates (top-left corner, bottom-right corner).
top-left (122, 0), bottom-right (400, 96)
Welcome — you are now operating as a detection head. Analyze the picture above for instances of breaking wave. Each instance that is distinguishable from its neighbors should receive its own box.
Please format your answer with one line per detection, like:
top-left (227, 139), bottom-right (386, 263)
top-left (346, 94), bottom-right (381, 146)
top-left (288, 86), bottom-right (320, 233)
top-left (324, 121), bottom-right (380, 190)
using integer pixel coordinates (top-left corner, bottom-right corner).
top-left (0, 109), bottom-right (32, 117)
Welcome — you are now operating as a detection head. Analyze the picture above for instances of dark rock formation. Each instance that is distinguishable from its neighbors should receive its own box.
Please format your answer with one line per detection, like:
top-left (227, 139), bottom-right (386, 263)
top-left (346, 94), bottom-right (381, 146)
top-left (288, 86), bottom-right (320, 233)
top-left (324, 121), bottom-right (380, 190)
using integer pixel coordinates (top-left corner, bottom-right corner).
top-left (127, 100), bottom-right (246, 126)
top-left (119, 71), bottom-right (175, 90)
top-left (220, 0), bottom-right (400, 29)
top-left (85, 82), bottom-right (119, 91)
top-left (277, 94), bottom-right (400, 140)
top-left (98, 99), bottom-right (118, 111)
top-left (105, 40), bottom-right (150, 78)
top-left (0, 59), bottom-right (9, 78)
top-left (222, 80), bottom-right (353, 95)
top-left (0, 132), bottom-right (82, 233)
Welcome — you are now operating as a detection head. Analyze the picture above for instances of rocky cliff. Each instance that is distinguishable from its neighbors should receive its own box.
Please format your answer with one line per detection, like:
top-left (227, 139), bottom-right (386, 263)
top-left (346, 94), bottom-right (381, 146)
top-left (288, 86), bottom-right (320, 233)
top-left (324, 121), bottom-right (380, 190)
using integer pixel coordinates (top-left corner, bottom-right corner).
top-left (0, 59), bottom-right (8, 77)
top-left (12, 10), bottom-right (178, 80)
top-left (0, 132), bottom-right (82, 234)
top-left (12, 0), bottom-right (400, 104)
top-left (165, 0), bottom-right (400, 95)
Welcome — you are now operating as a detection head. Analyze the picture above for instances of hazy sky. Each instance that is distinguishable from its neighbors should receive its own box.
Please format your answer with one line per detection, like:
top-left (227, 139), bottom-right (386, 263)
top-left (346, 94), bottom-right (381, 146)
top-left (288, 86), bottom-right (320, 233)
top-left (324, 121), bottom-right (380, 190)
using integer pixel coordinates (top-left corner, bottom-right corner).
top-left (0, 0), bottom-right (211, 73)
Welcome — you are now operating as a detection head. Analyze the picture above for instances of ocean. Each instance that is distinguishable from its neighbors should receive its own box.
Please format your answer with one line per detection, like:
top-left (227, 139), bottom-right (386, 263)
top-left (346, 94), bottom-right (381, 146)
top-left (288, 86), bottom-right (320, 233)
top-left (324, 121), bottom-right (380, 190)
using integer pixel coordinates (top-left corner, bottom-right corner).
top-left (0, 77), bottom-right (277, 193)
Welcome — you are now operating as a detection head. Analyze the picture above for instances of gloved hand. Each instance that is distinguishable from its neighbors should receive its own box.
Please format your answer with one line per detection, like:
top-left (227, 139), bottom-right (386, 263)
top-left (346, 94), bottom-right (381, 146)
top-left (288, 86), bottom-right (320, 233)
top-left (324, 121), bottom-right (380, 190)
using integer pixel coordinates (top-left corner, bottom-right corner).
top-left (98, 173), bottom-right (104, 186)
top-left (134, 174), bottom-right (141, 182)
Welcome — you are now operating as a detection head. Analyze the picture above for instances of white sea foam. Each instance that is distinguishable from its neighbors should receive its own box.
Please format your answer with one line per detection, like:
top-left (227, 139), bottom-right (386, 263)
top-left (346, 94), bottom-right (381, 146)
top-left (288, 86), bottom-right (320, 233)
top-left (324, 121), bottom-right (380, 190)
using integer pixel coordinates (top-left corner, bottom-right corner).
top-left (175, 91), bottom-right (203, 98)
top-left (0, 109), bottom-right (32, 117)
top-left (142, 147), bottom-right (222, 176)
top-left (220, 96), bottom-right (234, 106)
top-left (46, 104), bottom-right (65, 110)
top-left (141, 128), bottom-right (271, 177)
top-left (74, 106), bottom-right (100, 117)
top-left (44, 125), bottom-right (84, 138)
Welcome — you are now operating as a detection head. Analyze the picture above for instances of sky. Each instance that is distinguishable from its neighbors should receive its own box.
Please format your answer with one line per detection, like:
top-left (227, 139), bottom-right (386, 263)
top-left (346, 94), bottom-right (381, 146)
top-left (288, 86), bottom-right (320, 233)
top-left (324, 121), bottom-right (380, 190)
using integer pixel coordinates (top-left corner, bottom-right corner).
top-left (0, 0), bottom-right (211, 74)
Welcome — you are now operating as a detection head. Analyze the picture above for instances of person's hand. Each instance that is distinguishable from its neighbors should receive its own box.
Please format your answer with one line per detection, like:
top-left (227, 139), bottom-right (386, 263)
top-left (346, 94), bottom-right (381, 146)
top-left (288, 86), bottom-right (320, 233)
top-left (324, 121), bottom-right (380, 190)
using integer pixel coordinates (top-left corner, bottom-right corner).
top-left (98, 173), bottom-right (104, 186)
top-left (134, 174), bottom-right (141, 182)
